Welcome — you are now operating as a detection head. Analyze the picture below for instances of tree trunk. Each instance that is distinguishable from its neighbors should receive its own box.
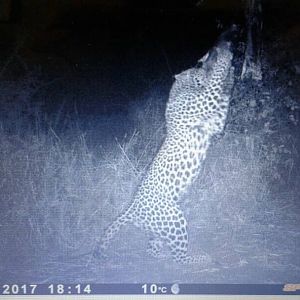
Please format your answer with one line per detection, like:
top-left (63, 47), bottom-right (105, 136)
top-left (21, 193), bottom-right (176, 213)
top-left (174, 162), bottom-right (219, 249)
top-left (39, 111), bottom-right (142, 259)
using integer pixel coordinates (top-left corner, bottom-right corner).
top-left (0, 0), bottom-right (12, 21)
top-left (241, 0), bottom-right (263, 80)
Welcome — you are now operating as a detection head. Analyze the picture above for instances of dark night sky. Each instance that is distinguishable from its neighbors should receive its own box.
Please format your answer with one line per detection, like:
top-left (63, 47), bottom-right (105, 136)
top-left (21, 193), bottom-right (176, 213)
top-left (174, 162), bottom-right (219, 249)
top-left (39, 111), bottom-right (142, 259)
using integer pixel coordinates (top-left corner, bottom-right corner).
top-left (1, 1), bottom-right (298, 64)
top-left (0, 0), bottom-right (299, 112)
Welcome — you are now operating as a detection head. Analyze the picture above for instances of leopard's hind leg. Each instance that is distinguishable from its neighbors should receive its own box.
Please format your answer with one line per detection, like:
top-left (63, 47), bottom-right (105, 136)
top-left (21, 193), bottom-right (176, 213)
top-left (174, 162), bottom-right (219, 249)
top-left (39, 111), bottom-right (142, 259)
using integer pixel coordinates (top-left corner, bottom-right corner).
top-left (159, 206), bottom-right (211, 264)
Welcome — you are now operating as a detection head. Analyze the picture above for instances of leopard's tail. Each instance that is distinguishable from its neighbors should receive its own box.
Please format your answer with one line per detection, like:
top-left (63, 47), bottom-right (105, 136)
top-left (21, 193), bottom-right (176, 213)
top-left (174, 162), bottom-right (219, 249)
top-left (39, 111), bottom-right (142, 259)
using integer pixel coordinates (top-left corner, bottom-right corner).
top-left (93, 204), bottom-right (135, 257)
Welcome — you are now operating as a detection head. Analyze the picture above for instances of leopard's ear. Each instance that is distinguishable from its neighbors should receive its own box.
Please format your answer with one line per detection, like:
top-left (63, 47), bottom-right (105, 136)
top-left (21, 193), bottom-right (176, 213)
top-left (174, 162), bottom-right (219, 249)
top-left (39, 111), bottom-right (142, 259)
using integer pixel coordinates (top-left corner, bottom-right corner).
top-left (174, 71), bottom-right (183, 80)
top-left (174, 69), bottom-right (190, 80)
top-left (198, 52), bottom-right (209, 64)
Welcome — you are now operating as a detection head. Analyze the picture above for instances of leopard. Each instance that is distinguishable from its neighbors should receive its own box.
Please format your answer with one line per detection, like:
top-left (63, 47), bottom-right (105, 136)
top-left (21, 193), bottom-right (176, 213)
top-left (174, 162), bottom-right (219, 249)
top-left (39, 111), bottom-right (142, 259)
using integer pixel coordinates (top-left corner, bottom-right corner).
top-left (94, 37), bottom-right (235, 264)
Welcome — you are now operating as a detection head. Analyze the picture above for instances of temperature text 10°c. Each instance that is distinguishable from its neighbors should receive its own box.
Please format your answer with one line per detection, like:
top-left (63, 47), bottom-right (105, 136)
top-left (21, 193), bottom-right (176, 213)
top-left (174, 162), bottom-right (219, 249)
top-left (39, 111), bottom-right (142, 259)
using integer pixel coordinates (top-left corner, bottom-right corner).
top-left (142, 284), bottom-right (168, 294)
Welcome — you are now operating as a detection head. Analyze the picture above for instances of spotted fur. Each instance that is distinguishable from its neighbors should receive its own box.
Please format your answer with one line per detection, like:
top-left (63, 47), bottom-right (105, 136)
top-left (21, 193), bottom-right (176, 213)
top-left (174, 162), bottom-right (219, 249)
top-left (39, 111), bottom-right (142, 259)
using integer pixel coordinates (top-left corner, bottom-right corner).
top-left (95, 40), bottom-right (235, 264)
